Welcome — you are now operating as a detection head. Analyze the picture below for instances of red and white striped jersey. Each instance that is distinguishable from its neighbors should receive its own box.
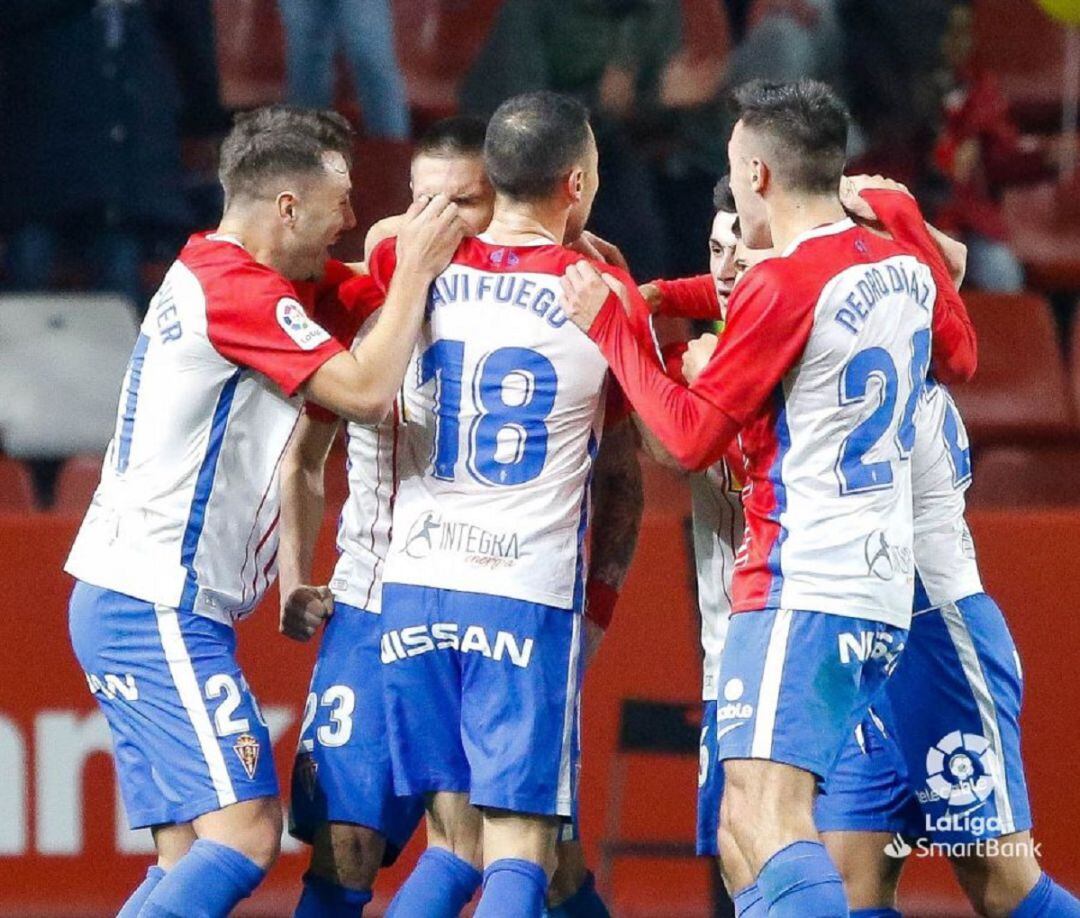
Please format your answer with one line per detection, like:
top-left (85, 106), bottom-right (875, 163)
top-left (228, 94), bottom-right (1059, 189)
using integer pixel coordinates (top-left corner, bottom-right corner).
top-left (64, 233), bottom-right (370, 624)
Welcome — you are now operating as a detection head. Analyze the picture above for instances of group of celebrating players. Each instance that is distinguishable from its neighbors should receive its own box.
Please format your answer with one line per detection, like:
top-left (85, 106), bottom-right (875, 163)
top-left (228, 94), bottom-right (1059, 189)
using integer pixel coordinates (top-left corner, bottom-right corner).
top-left (63, 79), bottom-right (1080, 918)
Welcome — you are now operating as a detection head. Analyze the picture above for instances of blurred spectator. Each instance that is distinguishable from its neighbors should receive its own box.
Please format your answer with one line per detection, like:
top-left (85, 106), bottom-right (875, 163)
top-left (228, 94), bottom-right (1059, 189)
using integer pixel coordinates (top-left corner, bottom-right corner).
top-left (927, 0), bottom-right (1057, 292)
top-left (725, 0), bottom-right (842, 87)
top-left (277, 0), bottom-right (410, 140)
top-left (0, 0), bottom-right (228, 310)
top-left (460, 0), bottom-right (728, 279)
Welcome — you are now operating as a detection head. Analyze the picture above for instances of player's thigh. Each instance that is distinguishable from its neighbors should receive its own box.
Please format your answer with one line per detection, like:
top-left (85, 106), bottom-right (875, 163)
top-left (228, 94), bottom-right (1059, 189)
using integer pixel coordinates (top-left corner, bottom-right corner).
top-left (291, 603), bottom-right (423, 866)
top-left (483, 807), bottom-right (560, 874)
top-left (714, 609), bottom-right (906, 787)
top-left (821, 830), bottom-right (905, 911)
top-left (885, 595), bottom-right (1031, 844)
top-left (380, 585), bottom-right (469, 797)
top-left (454, 593), bottom-right (583, 819)
top-left (68, 583), bottom-right (278, 829)
top-left (550, 838), bottom-right (589, 905)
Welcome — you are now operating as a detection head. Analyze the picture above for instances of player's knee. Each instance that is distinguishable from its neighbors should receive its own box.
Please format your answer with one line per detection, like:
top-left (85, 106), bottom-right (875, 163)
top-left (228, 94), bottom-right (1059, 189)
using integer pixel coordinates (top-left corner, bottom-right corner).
top-left (952, 841), bottom-right (1043, 917)
top-left (309, 823), bottom-right (385, 889)
top-left (425, 794), bottom-right (483, 869)
top-left (548, 840), bottom-right (588, 905)
top-left (210, 798), bottom-right (283, 871)
top-left (822, 831), bottom-right (901, 910)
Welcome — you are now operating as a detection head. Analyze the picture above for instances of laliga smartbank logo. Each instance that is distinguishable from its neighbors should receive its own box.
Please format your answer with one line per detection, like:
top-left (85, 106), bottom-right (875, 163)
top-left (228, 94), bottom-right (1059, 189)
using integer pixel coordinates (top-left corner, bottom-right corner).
top-left (882, 730), bottom-right (1043, 860)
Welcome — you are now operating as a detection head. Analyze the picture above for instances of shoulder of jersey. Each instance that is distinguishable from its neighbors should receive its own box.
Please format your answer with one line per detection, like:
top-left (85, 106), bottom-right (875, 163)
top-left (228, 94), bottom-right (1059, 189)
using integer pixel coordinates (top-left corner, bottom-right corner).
top-left (179, 232), bottom-right (295, 304)
top-left (449, 236), bottom-right (597, 276)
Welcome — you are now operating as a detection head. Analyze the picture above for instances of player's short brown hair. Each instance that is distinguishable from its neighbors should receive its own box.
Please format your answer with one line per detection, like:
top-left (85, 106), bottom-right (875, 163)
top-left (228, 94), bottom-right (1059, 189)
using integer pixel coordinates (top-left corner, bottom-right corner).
top-left (218, 106), bottom-right (353, 203)
top-left (484, 91), bottom-right (591, 201)
top-left (732, 80), bottom-right (849, 195)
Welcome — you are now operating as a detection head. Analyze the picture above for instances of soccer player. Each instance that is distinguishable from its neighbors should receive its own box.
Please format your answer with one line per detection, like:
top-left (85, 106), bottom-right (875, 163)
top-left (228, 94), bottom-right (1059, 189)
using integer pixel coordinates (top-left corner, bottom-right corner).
top-left (279, 113), bottom-right (637, 917)
top-left (560, 79), bottom-right (976, 916)
top-left (63, 106), bottom-right (465, 918)
top-left (361, 90), bottom-right (649, 917)
top-left (816, 181), bottom-right (1080, 918)
top-left (278, 113), bottom-right (496, 918)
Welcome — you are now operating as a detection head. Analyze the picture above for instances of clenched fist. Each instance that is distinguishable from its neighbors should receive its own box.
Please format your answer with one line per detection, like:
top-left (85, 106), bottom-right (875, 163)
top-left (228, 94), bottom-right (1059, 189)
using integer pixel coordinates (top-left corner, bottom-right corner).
top-left (280, 585), bottom-right (334, 642)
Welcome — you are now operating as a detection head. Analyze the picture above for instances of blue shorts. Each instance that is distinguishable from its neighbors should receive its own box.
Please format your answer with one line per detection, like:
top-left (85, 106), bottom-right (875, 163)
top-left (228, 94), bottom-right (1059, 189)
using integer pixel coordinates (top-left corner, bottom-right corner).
top-left (816, 593), bottom-right (1032, 844)
top-left (289, 603), bottom-right (424, 863)
top-left (714, 609), bottom-right (908, 780)
top-left (68, 581), bottom-right (278, 829)
top-left (697, 699), bottom-right (722, 856)
top-left (380, 584), bottom-right (582, 818)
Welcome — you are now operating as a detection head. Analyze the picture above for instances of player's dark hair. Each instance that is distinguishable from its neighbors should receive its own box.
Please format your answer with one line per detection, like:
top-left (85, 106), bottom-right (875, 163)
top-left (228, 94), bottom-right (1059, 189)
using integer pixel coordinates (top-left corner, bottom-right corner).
top-left (713, 175), bottom-right (736, 213)
top-left (484, 91), bottom-right (591, 201)
top-left (415, 115), bottom-right (488, 160)
top-left (219, 106), bottom-right (354, 203)
top-left (731, 79), bottom-right (849, 194)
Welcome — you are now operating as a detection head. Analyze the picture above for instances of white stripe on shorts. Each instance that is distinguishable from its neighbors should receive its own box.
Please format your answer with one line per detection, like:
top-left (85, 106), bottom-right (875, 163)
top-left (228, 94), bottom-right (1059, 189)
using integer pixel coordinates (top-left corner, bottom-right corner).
top-left (751, 609), bottom-right (793, 759)
top-left (556, 613), bottom-right (582, 816)
top-left (155, 605), bottom-right (237, 809)
top-left (939, 601), bottom-right (1014, 833)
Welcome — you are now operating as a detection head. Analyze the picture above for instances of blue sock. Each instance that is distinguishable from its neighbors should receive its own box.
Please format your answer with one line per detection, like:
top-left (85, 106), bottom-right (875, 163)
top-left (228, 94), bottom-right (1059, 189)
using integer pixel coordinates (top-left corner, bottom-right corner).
top-left (385, 847), bottom-right (482, 917)
top-left (475, 858), bottom-right (548, 917)
top-left (139, 838), bottom-right (265, 917)
top-left (295, 871), bottom-right (373, 917)
top-left (851, 910), bottom-right (901, 917)
top-left (1012, 873), bottom-right (1080, 917)
top-left (116, 865), bottom-right (165, 917)
top-left (733, 883), bottom-right (767, 918)
top-left (755, 840), bottom-right (847, 918)
top-left (547, 870), bottom-right (610, 917)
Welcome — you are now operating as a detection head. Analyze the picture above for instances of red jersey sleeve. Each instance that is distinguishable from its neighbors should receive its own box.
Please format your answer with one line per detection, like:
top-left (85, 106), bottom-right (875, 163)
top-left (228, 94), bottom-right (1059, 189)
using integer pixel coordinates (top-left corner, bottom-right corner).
top-left (205, 266), bottom-right (344, 398)
top-left (653, 274), bottom-right (722, 320)
top-left (303, 269), bottom-right (388, 423)
top-left (586, 261), bottom-right (813, 471)
top-left (861, 189), bottom-right (977, 384)
top-left (367, 237), bottom-right (398, 294)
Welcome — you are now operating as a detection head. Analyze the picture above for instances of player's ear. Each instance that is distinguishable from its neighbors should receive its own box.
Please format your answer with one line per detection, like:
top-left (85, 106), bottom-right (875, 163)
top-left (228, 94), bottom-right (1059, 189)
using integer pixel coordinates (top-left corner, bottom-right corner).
top-left (567, 166), bottom-right (585, 204)
top-left (277, 191), bottom-right (299, 225)
top-left (750, 160), bottom-right (768, 196)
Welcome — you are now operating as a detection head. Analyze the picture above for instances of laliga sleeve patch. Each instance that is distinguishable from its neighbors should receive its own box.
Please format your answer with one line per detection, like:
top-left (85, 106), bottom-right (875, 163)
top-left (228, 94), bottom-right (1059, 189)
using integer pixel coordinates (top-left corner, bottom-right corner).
top-left (276, 297), bottom-right (332, 350)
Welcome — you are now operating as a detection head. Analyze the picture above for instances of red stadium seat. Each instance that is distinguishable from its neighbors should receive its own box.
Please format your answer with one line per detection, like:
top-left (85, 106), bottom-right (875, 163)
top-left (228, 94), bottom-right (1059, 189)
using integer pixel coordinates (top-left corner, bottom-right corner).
top-left (974, 0), bottom-right (1067, 130)
top-left (967, 445), bottom-right (1080, 507)
top-left (0, 457), bottom-right (35, 513)
top-left (1003, 183), bottom-right (1080, 293)
top-left (52, 455), bottom-right (104, 516)
top-left (949, 290), bottom-right (1078, 444)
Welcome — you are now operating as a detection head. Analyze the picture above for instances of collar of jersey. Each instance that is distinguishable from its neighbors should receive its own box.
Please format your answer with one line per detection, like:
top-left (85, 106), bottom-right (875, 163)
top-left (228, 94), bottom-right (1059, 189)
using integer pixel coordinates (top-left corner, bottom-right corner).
top-left (476, 232), bottom-right (555, 248)
top-left (781, 217), bottom-right (856, 257)
top-left (205, 232), bottom-right (246, 249)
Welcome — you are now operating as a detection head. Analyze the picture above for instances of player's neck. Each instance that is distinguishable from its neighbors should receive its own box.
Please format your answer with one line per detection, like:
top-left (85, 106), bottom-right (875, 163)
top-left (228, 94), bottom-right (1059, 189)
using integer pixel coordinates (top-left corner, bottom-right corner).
top-left (484, 200), bottom-right (566, 246)
top-left (766, 193), bottom-right (848, 253)
top-left (217, 209), bottom-right (293, 276)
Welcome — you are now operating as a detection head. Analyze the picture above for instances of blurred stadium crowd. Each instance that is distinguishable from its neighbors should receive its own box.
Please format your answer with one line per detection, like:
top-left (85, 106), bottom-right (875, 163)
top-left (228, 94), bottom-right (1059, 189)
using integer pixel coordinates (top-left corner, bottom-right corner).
top-left (1, 0), bottom-right (1079, 510)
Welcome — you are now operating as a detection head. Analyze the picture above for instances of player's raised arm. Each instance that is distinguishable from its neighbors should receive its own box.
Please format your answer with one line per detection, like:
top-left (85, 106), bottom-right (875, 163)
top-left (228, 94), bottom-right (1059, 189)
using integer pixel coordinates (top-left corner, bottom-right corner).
top-left (302, 194), bottom-right (466, 424)
top-left (852, 185), bottom-right (977, 384)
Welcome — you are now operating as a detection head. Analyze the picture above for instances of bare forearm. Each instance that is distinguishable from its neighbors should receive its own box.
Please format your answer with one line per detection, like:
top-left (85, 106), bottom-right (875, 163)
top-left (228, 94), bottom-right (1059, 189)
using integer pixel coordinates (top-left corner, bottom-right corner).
top-left (278, 417), bottom-right (338, 597)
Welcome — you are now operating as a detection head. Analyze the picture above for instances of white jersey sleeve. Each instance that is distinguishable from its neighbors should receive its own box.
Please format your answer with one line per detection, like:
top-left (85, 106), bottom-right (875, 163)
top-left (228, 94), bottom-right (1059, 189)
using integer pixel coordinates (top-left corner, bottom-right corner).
top-left (692, 460), bottom-right (745, 700)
